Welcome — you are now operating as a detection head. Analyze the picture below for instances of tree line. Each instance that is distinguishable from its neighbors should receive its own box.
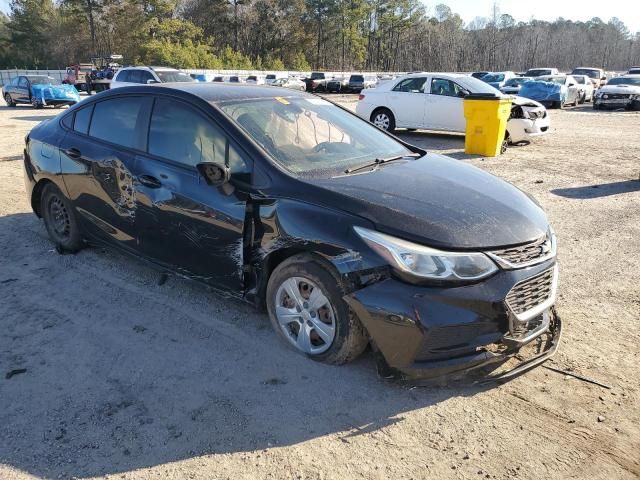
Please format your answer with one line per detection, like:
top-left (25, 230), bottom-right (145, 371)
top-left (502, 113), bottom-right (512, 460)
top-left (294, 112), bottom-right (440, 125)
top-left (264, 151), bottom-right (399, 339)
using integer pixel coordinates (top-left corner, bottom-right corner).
top-left (1, 0), bottom-right (638, 72)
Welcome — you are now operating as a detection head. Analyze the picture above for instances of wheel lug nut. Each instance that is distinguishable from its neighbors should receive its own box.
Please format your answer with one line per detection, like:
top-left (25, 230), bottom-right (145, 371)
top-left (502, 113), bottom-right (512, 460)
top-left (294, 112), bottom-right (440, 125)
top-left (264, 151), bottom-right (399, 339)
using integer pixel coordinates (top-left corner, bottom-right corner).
top-left (303, 302), bottom-right (309, 309)
top-left (296, 306), bottom-right (301, 312)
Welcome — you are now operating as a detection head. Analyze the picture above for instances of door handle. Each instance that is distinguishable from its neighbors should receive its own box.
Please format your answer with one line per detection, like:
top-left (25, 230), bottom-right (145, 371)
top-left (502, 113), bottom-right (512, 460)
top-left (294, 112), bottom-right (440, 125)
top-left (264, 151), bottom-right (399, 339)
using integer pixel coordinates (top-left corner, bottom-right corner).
top-left (64, 147), bottom-right (81, 159)
top-left (136, 174), bottom-right (162, 188)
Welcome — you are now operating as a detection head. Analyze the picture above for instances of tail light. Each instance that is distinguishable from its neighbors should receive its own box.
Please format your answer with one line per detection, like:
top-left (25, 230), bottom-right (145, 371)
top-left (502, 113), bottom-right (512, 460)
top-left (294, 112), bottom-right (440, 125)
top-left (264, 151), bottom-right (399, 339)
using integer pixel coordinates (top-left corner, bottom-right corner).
top-left (358, 94), bottom-right (365, 101)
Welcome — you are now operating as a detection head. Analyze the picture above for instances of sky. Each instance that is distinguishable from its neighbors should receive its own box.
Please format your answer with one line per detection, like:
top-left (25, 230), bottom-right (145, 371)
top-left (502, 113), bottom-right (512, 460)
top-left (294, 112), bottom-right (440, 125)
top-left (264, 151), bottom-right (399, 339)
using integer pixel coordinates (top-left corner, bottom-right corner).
top-left (0, 0), bottom-right (638, 34)
top-left (432, 0), bottom-right (640, 33)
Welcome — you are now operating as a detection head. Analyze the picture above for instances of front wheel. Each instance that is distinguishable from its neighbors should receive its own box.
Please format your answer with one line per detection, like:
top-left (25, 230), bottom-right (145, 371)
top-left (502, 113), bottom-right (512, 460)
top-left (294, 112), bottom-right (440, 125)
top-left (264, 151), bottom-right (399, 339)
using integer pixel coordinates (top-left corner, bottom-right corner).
top-left (41, 183), bottom-right (83, 253)
top-left (4, 93), bottom-right (16, 107)
top-left (266, 254), bottom-right (368, 365)
top-left (370, 108), bottom-right (396, 132)
top-left (578, 92), bottom-right (586, 105)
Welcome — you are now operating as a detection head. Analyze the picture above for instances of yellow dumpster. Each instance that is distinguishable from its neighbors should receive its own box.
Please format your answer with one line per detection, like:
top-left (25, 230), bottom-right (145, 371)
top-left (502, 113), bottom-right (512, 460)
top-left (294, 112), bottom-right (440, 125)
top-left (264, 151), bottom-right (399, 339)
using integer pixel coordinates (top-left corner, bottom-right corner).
top-left (463, 93), bottom-right (512, 157)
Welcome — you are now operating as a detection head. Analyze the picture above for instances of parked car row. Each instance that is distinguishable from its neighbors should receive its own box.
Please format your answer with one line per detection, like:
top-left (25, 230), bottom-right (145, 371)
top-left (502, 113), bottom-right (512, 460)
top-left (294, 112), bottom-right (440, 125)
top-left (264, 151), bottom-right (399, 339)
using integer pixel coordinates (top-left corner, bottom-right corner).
top-left (355, 72), bottom-right (550, 147)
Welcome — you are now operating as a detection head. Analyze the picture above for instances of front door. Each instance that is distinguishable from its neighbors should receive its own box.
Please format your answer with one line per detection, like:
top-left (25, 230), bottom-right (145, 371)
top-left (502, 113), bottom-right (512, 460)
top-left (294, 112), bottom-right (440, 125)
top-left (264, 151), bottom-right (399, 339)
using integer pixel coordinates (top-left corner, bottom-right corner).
top-left (425, 78), bottom-right (466, 132)
top-left (16, 77), bottom-right (30, 103)
top-left (59, 95), bottom-right (151, 251)
top-left (131, 96), bottom-right (250, 290)
top-left (387, 76), bottom-right (428, 128)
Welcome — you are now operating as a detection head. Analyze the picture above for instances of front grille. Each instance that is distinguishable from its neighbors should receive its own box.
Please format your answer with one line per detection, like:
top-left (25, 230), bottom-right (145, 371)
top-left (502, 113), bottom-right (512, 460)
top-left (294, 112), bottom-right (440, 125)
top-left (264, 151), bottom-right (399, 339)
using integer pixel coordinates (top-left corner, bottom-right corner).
top-left (488, 234), bottom-right (552, 267)
top-left (506, 268), bottom-right (554, 315)
top-left (604, 94), bottom-right (631, 99)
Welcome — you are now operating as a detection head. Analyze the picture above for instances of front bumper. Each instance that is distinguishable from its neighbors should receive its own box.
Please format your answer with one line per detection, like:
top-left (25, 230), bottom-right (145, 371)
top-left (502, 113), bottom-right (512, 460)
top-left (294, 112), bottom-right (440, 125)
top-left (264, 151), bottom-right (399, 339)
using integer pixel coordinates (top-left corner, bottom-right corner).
top-left (507, 115), bottom-right (551, 143)
top-left (594, 97), bottom-right (640, 110)
top-left (344, 261), bottom-right (560, 381)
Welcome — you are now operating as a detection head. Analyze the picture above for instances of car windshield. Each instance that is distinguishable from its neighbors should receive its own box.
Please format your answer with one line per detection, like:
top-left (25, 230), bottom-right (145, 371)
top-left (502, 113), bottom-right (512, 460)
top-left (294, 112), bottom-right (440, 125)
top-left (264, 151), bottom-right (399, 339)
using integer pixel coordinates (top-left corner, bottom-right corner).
top-left (483, 73), bottom-right (505, 82)
top-left (29, 76), bottom-right (60, 85)
top-left (310, 73), bottom-right (324, 80)
top-left (526, 69), bottom-right (551, 77)
top-left (607, 77), bottom-right (640, 86)
top-left (541, 77), bottom-right (565, 85)
top-left (572, 69), bottom-right (599, 78)
top-left (350, 75), bottom-right (364, 82)
top-left (155, 70), bottom-right (195, 83)
top-left (219, 96), bottom-right (413, 176)
top-left (505, 78), bottom-right (530, 86)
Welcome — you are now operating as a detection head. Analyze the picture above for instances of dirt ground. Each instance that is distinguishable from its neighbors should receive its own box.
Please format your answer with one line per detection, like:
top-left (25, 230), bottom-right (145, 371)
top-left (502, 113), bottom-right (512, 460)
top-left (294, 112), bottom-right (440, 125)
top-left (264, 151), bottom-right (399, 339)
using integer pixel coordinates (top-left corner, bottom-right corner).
top-left (0, 94), bottom-right (639, 480)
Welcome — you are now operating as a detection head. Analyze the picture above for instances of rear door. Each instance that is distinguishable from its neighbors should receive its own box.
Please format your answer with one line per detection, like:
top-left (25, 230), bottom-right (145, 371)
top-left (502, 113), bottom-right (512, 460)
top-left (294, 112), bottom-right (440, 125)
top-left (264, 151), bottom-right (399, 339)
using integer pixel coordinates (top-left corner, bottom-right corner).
top-left (387, 77), bottom-right (428, 128)
top-left (131, 95), bottom-right (251, 290)
top-left (425, 77), bottom-right (465, 132)
top-left (59, 96), bottom-right (151, 251)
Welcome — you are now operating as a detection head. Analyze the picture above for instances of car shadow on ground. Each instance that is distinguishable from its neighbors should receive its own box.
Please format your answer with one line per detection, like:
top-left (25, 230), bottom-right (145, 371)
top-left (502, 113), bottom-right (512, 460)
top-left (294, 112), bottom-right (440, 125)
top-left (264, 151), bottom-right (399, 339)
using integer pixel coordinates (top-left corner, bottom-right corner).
top-left (12, 115), bottom-right (58, 122)
top-left (552, 180), bottom-right (640, 199)
top-left (0, 212), bottom-right (505, 478)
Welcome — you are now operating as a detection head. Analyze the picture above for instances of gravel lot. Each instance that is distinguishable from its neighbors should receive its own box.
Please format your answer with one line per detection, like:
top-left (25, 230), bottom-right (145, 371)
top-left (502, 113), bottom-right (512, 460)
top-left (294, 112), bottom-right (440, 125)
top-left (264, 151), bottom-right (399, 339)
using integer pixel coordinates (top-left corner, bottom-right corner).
top-left (0, 94), bottom-right (639, 480)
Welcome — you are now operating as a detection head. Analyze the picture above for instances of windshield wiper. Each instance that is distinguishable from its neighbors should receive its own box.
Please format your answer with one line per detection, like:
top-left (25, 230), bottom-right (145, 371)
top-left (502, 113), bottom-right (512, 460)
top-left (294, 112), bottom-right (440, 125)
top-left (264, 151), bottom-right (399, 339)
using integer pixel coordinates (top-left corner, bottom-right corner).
top-left (344, 153), bottom-right (420, 174)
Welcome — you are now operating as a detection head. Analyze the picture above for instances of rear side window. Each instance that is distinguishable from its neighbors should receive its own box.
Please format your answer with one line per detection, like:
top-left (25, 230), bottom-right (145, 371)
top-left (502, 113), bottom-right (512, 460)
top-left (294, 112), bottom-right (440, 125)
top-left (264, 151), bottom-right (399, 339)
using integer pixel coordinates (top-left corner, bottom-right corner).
top-left (139, 70), bottom-right (154, 84)
top-left (148, 98), bottom-right (226, 167)
top-left (73, 105), bottom-right (93, 134)
top-left (393, 77), bottom-right (426, 92)
top-left (89, 97), bottom-right (145, 148)
top-left (430, 78), bottom-right (465, 97)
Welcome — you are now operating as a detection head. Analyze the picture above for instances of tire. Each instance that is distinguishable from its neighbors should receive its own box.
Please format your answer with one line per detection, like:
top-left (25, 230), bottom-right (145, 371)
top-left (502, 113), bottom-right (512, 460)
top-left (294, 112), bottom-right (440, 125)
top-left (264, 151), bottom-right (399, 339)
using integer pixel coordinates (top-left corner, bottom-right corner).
top-left (553, 100), bottom-right (564, 109)
top-left (40, 183), bottom-right (83, 253)
top-left (4, 93), bottom-right (15, 107)
top-left (266, 254), bottom-right (368, 365)
top-left (370, 108), bottom-right (396, 132)
top-left (501, 132), bottom-right (510, 154)
top-left (578, 92), bottom-right (586, 105)
top-left (31, 97), bottom-right (43, 109)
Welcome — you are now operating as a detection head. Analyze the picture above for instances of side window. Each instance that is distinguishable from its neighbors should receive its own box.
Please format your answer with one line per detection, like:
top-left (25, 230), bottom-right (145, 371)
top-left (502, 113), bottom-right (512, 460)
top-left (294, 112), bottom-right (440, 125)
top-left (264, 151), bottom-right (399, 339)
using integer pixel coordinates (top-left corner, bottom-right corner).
top-left (61, 112), bottom-right (74, 129)
top-left (430, 78), bottom-right (464, 97)
top-left (10, 77), bottom-right (18, 86)
top-left (148, 98), bottom-right (226, 167)
top-left (18, 77), bottom-right (29, 87)
top-left (139, 70), bottom-right (154, 84)
top-left (89, 97), bottom-right (145, 148)
top-left (116, 70), bottom-right (129, 82)
top-left (392, 77), bottom-right (426, 93)
top-left (73, 105), bottom-right (93, 135)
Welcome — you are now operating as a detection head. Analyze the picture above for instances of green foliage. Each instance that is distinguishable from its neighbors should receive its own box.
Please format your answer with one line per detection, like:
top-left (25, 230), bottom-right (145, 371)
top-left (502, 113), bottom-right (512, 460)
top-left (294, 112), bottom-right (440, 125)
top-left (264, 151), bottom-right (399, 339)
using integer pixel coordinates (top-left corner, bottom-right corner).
top-left (289, 52), bottom-right (310, 71)
top-left (220, 45), bottom-right (253, 69)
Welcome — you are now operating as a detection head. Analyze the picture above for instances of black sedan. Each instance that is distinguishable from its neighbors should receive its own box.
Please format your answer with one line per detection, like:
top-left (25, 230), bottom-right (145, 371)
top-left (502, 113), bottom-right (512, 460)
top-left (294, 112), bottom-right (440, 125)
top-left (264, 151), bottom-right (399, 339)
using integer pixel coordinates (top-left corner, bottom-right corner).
top-left (23, 84), bottom-right (561, 380)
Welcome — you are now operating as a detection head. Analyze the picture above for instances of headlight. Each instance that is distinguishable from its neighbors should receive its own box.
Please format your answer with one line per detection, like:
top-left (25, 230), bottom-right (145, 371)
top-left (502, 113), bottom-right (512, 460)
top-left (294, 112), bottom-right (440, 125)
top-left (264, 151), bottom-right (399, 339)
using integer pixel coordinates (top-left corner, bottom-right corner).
top-left (354, 227), bottom-right (498, 283)
top-left (631, 94), bottom-right (640, 100)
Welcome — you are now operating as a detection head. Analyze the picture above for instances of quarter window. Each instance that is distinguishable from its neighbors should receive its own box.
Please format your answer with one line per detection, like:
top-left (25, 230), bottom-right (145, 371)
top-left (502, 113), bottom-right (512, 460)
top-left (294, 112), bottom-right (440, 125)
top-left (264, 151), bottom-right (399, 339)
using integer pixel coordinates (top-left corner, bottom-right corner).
top-left (392, 77), bottom-right (427, 93)
top-left (139, 70), bottom-right (155, 84)
top-left (73, 105), bottom-right (93, 135)
top-left (89, 97), bottom-right (145, 148)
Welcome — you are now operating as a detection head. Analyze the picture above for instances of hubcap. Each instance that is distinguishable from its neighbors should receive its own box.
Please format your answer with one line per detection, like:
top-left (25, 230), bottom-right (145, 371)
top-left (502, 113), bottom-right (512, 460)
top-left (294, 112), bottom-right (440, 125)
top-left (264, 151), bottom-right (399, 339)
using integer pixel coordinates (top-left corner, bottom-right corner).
top-left (48, 196), bottom-right (70, 238)
top-left (373, 113), bottom-right (390, 130)
top-left (274, 277), bottom-right (336, 355)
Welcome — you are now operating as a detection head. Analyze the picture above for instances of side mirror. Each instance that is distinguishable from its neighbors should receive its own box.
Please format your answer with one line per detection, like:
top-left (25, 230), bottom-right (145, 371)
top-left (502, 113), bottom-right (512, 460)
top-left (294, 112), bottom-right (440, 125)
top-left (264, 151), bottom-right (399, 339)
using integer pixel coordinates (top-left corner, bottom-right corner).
top-left (146, 79), bottom-right (160, 84)
top-left (458, 90), bottom-right (469, 98)
top-left (197, 162), bottom-right (230, 187)
top-left (601, 76), bottom-right (607, 81)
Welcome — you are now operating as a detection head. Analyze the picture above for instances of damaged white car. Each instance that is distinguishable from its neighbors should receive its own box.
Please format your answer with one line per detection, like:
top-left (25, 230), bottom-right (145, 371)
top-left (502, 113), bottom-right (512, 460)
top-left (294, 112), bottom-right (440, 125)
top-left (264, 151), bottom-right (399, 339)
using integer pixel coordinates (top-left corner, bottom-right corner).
top-left (355, 73), bottom-right (550, 145)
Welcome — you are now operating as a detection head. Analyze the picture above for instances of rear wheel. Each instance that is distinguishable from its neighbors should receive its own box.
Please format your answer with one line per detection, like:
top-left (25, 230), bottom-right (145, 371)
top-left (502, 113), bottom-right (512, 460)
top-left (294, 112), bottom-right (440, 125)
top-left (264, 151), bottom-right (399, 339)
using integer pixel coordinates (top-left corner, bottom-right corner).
top-left (4, 93), bottom-right (16, 107)
top-left (578, 92), bottom-right (586, 104)
top-left (31, 97), bottom-right (43, 109)
top-left (41, 183), bottom-right (83, 253)
top-left (266, 254), bottom-right (368, 365)
top-left (370, 108), bottom-right (396, 132)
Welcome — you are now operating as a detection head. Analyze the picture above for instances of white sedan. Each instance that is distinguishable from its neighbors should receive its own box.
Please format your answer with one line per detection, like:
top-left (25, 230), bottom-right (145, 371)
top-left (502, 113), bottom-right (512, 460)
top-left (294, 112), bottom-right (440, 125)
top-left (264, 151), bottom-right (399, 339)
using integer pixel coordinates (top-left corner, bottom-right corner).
top-left (572, 75), bottom-right (595, 103)
top-left (355, 73), bottom-right (550, 144)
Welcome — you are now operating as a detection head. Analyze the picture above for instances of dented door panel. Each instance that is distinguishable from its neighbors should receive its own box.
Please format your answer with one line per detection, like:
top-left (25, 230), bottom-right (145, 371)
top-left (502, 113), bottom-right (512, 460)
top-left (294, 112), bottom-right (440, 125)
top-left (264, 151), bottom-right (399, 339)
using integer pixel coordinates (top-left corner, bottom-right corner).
top-left (59, 131), bottom-right (138, 249)
top-left (132, 154), bottom-right (246, 290)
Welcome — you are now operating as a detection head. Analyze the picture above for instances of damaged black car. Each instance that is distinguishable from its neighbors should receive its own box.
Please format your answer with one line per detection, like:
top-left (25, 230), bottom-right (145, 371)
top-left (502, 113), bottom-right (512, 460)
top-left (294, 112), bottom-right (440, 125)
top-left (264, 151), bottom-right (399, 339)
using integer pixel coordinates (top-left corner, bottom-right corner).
top-left (23, 84), bottom-right (560, 380)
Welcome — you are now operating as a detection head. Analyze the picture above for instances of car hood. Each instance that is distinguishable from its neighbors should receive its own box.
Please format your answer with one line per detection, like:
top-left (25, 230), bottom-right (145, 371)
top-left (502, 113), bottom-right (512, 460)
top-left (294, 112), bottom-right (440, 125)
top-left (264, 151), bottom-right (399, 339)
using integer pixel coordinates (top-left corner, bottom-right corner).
top-left (599, 85), bottom-right (640, 94)
top-left (304, 153), bottom-right (548, 249)
top-left (512, 95), bottom-right (544, 108)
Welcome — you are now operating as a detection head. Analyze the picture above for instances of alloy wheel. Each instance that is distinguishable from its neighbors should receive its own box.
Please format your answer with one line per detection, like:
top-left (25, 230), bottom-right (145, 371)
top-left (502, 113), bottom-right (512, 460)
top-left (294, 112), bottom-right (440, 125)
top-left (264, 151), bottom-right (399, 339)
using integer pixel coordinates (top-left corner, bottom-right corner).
top-left (372, 112), bottom-right (390, 130)
top-left (274, 276), bottom-right (336, 354)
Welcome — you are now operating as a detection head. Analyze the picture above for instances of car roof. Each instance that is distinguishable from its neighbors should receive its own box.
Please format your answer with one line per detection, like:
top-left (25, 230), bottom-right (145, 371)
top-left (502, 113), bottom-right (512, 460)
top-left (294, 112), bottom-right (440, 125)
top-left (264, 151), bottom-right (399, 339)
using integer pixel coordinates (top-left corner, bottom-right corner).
top-left (618, 74), bottom-right (640, 78)
top-left (104, 83), bottom-right (311, 103)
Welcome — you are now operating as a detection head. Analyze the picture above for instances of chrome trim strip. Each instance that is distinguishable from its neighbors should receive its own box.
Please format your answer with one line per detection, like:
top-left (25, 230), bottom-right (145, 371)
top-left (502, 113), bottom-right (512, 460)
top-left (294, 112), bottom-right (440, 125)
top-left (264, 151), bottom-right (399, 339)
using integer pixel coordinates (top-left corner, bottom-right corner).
top-left (485, 232), bottom-right (557, 270)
